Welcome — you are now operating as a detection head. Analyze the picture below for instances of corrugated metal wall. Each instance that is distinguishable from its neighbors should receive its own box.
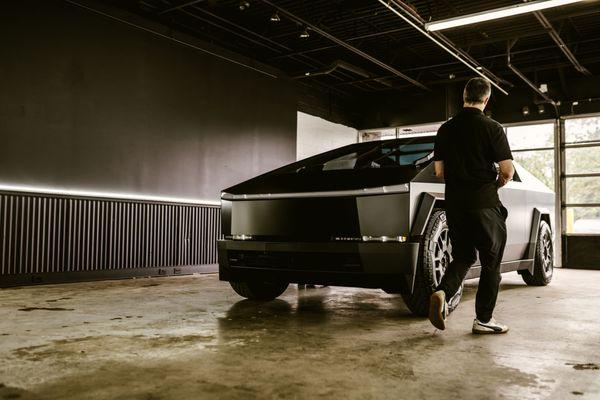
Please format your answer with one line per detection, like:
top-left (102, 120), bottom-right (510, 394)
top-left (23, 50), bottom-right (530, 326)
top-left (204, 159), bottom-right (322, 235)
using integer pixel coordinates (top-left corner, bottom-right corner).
top-left (0, 191), bottom-right (220, 285)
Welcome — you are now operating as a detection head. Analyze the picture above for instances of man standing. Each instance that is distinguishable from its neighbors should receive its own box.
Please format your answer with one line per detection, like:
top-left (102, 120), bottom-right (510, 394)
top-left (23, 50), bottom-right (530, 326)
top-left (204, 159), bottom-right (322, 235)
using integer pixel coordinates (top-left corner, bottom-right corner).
top-left (429, 77), bottom-right (514, 334)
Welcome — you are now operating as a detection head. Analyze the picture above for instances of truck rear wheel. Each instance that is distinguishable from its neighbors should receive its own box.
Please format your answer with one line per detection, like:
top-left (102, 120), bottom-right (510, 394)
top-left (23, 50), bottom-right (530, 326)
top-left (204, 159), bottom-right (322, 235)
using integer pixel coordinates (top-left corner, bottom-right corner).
top-left (402, 209), bottom-right (464, 316)
top-left (230, 281), bottom-right (289, 301)
top-left (521, 220), bottom-right (553, 286)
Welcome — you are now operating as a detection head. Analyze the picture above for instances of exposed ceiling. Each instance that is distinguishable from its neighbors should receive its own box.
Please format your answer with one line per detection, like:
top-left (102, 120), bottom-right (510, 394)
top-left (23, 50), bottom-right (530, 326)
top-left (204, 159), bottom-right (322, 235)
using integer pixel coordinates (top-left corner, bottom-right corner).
top-left (98, 0), bottom-right (600, 99)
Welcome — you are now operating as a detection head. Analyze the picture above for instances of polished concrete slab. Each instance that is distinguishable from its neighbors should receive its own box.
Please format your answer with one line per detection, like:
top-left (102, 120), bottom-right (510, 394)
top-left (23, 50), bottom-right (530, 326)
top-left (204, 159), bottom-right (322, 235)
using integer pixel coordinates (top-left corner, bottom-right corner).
top-left (0, 269), bottom-right (599, 399)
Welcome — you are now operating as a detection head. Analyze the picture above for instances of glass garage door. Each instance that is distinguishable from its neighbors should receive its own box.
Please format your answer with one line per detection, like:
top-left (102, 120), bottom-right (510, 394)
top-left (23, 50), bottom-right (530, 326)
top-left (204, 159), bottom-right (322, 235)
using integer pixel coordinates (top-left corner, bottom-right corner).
top-left (562, 115), bottom-right (600, 269)
top-left (505, 122), bottom-right (556, 190)
top-left (563, 115), bottom-right (600, 234)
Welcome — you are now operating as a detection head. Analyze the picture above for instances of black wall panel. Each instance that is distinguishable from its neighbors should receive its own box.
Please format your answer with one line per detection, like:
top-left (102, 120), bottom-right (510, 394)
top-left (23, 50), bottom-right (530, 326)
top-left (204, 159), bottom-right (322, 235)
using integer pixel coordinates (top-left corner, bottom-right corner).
top-left (0, 191), bottom-right (221, 286)
top-left (0, 0), bottom-right (297, 201)
top-left (563, 235), bottom-right (600, 270)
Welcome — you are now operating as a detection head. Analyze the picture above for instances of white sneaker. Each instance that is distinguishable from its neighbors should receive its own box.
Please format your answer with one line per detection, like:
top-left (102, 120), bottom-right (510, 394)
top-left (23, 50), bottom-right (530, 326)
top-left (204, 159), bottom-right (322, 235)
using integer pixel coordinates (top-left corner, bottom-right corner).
top-left (429, 290), bottom-right (448, 330)
top-left (472, 317), bottom-right (509, 334)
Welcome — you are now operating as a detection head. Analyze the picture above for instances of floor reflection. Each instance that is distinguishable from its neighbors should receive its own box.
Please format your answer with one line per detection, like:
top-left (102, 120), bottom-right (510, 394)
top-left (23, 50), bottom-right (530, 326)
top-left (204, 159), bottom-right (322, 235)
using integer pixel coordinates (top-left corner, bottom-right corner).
top-left (217, 286), bottom-right (422, 342)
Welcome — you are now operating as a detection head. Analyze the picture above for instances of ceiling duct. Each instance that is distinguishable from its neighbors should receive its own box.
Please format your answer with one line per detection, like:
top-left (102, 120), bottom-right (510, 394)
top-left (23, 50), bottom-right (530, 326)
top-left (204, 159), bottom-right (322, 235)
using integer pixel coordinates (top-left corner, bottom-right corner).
top-left (377, 0), bottom-right (510, 95)
top-left (507, 40), bottom-right (559, 115)
top-left (258, 0), bottom-right (428, 91)
top-left (532, 11), bottom-right (591, 76)
top-left (294, 60), bottom-right (393, 87)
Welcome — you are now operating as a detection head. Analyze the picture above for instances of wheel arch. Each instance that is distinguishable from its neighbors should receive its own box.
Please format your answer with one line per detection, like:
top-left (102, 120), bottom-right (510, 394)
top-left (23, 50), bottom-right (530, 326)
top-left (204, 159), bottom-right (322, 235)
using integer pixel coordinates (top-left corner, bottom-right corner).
top-left (410, 192), bottom-right (445, 237)
top-left (523, 208), bottom-right (553, 274)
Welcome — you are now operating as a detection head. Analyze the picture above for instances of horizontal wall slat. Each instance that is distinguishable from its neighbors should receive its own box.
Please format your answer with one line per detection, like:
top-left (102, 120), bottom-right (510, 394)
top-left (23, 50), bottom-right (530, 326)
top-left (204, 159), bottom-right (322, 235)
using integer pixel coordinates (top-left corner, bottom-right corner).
top-left (0, 192), bottom-right (220, 282)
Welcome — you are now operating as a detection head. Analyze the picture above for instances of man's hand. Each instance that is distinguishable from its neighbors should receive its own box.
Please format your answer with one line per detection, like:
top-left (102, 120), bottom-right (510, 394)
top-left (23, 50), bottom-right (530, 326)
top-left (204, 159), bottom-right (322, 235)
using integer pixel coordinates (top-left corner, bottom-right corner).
top-left (497, 174), bottom-right (510, 188)
top-left (496, 159), bottom-right (514, 188)
top-left (434, 161), bottom-right (444, 179)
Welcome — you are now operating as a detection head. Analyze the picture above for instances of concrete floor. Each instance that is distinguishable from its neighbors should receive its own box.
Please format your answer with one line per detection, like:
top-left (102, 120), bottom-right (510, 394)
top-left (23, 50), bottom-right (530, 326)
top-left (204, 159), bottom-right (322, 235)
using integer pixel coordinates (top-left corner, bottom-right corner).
top-left (0, 269), bottom-right (599, 400)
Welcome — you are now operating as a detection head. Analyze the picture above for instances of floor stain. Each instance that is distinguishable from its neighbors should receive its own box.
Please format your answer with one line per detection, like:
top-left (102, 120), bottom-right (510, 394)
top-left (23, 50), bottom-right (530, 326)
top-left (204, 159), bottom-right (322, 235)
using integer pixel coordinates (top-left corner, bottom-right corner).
top-left (17, 307), bottom-right (74, 312)
top-left (45, 298), bottom-right (72, 303)
top-left (567, 363), bottom-right (600, 370)
top-left (572, 391), bottom-right (584, 395)
top-left (0, 383), bottom-right (32, 400)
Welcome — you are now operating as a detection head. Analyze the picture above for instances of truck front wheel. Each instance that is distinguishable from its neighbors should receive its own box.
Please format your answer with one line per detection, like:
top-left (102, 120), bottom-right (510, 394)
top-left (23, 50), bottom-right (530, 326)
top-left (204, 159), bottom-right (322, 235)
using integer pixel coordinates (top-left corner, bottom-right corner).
top-left (402, 209), bottom-right (464, 316)
top-left (229, 281), bottom-right (289, 301)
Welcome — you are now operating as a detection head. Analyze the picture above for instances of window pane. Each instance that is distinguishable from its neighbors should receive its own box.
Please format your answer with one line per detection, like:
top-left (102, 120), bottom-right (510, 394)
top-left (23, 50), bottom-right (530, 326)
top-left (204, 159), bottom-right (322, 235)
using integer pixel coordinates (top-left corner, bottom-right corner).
top-left (566, 177), bottom-right (600, 204)
top-left (513, 150), bottom-right (554, 189)
top-left (565, 116), bottom-right (600, 143)
top-left (506, 123), bottom-right (554, 150)
top-left (565, 147), bottom-right (600, 174)
top-left (566, 207), bottom-right (600, 233)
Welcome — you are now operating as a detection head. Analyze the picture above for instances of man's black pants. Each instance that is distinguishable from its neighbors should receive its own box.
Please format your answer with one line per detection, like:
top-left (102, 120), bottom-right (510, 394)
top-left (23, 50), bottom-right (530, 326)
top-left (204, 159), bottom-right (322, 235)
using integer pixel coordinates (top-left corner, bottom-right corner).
top-left (437, 205), bottom-right (508, 322)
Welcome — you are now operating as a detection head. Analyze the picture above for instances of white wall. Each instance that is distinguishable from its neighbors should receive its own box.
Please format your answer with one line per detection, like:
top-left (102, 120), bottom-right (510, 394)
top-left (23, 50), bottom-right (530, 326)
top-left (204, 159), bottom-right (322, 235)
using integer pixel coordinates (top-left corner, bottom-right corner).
top-left (296, 112), bottom-right (357, 160)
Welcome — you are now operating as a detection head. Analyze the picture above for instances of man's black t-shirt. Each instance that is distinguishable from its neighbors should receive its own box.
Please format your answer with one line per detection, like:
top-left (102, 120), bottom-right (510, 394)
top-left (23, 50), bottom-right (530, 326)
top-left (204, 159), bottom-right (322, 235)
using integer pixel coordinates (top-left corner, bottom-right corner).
top-left (434, 107), bottom-right (513, 210)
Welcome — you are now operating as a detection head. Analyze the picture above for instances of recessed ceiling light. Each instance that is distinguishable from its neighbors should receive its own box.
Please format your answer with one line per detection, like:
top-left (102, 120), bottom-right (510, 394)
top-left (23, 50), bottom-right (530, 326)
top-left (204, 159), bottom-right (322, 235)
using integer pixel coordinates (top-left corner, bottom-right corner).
top-left (425, 0), bottom-right (585, 31)
top-left (239, 1), bottom-right (250, 11)
top-left (300, 26), bottom-right (310, 38)
top-left (522, 106), bottom-right (530, 116)
top-left (270, 11), bottom-right (280, 22)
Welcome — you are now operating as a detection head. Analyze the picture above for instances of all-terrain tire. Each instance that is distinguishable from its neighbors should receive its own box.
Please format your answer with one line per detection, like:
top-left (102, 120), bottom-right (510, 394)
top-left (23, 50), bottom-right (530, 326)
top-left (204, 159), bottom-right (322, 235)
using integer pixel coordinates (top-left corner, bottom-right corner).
top-left (521, 220), bottom-right (553, 286)
top-left (402, 209), bottom-right (464, 316)
top-left (230, 281), bottom-right (289, 301)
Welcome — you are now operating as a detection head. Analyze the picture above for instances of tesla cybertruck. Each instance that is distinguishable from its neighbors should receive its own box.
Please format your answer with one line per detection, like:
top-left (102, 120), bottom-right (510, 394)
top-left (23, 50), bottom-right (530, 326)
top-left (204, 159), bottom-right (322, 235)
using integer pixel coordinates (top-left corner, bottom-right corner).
top-left (217, 136), bottom-right (554, 315)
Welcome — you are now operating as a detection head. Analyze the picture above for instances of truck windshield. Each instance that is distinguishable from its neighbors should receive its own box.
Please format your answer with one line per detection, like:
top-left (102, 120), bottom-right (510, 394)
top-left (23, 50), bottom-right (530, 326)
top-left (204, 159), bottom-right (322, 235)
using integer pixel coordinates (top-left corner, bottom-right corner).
top-left (289, 138), bottom-right (435, 173)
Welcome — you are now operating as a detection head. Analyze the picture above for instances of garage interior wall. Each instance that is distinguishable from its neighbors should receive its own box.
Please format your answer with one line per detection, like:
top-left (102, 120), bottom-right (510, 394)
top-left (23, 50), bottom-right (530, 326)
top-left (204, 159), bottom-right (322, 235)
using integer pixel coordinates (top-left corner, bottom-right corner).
top-left (0, 0), bottom-right (297, 285)
top-left (296, 112), bottom-right (357, 160)
top-left (0, 0), bottom-right (297, 202)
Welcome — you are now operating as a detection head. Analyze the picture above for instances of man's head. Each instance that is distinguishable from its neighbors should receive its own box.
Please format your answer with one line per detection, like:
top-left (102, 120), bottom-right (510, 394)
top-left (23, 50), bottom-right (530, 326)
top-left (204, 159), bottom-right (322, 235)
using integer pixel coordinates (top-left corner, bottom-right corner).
top-left (463, 77), bottom-right (491, 109)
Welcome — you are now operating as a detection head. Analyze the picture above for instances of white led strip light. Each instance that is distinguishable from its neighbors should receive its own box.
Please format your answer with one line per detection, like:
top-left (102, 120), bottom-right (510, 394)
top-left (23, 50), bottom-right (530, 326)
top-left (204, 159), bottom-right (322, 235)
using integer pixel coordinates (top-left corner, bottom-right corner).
top-left (425, 0), bottom-right (585, 31)
top-left (0, 184), bottom-right (221, 206)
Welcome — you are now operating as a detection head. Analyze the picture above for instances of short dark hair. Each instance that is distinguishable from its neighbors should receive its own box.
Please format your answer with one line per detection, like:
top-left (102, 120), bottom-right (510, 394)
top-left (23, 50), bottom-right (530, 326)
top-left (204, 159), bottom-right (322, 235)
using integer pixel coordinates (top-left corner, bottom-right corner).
top-left (463, 77), bottom-right (491, 103)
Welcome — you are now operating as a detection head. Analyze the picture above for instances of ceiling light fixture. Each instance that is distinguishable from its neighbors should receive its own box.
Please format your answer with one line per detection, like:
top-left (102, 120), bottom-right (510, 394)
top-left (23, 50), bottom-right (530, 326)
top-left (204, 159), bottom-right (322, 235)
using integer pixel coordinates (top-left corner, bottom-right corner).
top-left (270, 11), bottom-right (280, 22)
top-left (299, 26), bottom-right (310, 38)
top-left (425, 0), bottom-right (585, 31)
top-left (239, 1), bottom-right (250, 11)
top-left (538, 104), bottom-right (546, 114)
top-left (522, 106), bottom-right (530, 116)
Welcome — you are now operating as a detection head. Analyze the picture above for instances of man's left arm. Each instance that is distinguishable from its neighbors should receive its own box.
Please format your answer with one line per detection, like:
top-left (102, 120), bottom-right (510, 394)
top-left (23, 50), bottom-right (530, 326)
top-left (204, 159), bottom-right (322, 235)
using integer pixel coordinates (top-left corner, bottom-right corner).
top-left (434, 161), bottom-right (444, 178)
top-left (490, 125), bottom-right (514, 187)
top-left (497, 160), bottom-right (514, 187)
top-left (433, 126), bottom-right (446, 179)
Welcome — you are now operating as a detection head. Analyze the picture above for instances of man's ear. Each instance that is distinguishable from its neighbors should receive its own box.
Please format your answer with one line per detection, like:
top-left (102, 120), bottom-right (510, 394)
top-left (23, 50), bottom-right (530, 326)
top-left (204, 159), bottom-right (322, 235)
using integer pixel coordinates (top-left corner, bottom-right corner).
top-left (483, 96), bottom-right (490, 106)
